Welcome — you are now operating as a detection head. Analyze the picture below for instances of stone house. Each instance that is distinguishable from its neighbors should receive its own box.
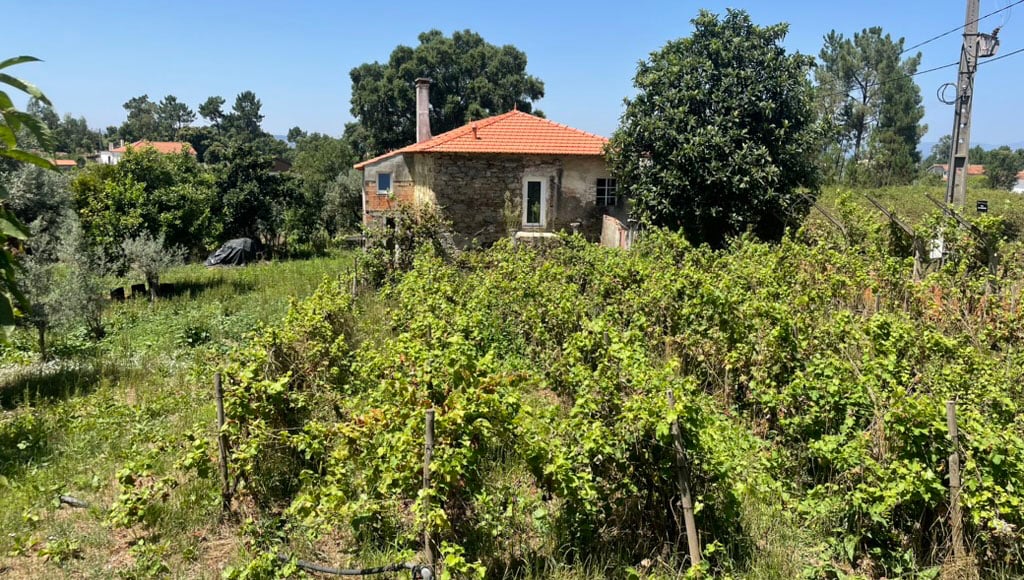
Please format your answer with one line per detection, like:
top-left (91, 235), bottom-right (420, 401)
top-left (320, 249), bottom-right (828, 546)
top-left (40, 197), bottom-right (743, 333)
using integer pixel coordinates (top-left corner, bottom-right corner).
top-left (354, 79), bottom-right (623, 245)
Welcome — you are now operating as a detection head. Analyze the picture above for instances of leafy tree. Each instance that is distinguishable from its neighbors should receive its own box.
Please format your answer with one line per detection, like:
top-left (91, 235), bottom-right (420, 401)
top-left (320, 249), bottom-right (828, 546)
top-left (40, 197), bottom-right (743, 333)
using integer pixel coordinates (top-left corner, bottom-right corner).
top-left (816, 27), bottom-right (924, 184)
top-left (157, 95), bottom-right (195, 138)
top-left (607, 10), bottom-right (819, 247)
top-left (58, 114), bottom-right (102, 154)
top-left (200, 91), bottom-right (287, 161)
top-left (20, 215), bottom-right (108, 356)
top-left (56, 218), bottom-right (109, 340)
top-left (349, 29), bottom-right (544, 157)
top-left (286, 126), bottom-right (306, 144)
top-left (122, 231), bottom-right (184, 302)
top-left (984, 146), bottom-right (1023, 190)
top-left (0, 55), bottom-right (54, 333)
top-left (24, 99), bottom-right (101, 155)
top-left (323, 169), bottom-right (364, 235)
top-left (20, 246), bottom-right (57, 359)
top-left (213, 140), bottom-right (294, 244)
top-left (24, 99), bottom-right (103, 155)
top-left (4, 164), bottom-right (72, 236)
top-left (290, 133), bottom-right (359, 236)
top-left (70, 146), bottom-right (218, 255)
top-left (177, 124), bottom-right (218, 162)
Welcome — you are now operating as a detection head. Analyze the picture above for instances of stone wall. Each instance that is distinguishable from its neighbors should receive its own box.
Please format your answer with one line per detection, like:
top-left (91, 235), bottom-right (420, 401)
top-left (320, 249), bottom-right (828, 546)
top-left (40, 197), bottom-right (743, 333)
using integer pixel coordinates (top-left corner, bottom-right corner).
top-left (428, 153), bottom-right (614, 244)
top-left (360, 152), bottom-right (619, 243)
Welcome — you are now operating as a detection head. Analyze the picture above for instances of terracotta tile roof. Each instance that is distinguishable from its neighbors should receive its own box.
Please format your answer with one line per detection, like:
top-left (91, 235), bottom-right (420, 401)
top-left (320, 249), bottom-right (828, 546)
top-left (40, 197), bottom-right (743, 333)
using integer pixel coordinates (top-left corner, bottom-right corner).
top-left (355, 110), bottom-right (608, 169)
top-left (932, 163), bottom-right (986, 175)
top-left (112, 140), bottom-right (197, 156)
top-left (51, 159), bottom-right (77, 167)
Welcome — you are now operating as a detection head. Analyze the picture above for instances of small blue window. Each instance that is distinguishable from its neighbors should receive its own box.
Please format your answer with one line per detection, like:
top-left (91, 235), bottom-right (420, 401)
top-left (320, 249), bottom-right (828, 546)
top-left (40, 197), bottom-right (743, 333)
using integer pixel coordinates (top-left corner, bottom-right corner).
top-left (377, 172), bottom-right (392, 194)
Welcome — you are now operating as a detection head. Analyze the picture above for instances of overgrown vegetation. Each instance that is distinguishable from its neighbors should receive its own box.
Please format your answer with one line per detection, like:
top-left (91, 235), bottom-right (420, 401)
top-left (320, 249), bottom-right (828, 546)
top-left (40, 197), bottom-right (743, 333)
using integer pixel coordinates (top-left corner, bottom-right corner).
top-left (0, 254), bottom-right (358, 577)
top-left (175, 197), bottom-right (1024, 578)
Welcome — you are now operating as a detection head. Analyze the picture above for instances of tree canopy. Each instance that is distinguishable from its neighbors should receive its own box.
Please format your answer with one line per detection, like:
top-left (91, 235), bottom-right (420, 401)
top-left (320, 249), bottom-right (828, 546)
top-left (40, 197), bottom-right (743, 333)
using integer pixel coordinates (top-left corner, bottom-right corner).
top-left (607, 9), bottom-right (819, 247)
top-left (977, 146), bottom-right (1024, 190)
top-left (289, 132), bottom-right (360, 237)
top-left (816, 27), bottom-right (925, 185)
top-left (70, 146), bottom-right (217, 256)
top-left (348, 29), bottom-right (545, 157)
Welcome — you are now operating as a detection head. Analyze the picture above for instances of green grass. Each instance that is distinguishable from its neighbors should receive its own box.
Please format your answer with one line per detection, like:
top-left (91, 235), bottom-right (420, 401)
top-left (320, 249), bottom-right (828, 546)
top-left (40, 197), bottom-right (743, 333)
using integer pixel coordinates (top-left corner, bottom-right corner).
top-left (0, 252), bottom-right (356, 578)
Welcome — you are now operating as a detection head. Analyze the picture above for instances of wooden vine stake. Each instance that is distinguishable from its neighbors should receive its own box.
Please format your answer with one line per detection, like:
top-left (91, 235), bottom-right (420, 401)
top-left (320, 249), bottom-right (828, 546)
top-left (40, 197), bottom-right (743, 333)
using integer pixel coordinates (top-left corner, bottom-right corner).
top-left (667, 390), bottom-right (702, 571)
top-left (946, 400), bottom-right (966, 565)
top-left (351, 255), bottom-right (359, 299)
top-left (214, 372), bottom-right (231, 512)
top-left (423, 408), bottom-right (435, 570)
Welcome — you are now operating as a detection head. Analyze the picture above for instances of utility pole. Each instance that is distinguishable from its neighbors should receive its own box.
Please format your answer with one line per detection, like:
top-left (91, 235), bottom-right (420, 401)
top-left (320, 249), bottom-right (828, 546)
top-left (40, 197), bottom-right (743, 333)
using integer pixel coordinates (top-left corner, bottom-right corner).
top-left (945, 0), bottom-right (1000, 207)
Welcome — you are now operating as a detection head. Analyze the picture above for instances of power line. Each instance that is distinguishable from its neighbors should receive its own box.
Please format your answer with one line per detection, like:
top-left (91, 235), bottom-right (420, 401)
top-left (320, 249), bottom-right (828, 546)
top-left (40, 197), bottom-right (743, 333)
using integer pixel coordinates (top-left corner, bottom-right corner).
top-left (819, 39), bottom-right (1024, 102)
top-left (901, 0), bottom-right (1024, 54)
top-left (979, 44), bottom-right (1024, 64)
top-left (818, 60), bottom-right (959, 101)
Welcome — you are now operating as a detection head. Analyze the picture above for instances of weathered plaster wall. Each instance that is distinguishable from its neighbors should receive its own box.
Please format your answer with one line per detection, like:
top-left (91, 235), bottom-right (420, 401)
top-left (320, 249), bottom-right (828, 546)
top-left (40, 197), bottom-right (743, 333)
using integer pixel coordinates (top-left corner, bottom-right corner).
top-left (362, 154), bottom-right (415, 220)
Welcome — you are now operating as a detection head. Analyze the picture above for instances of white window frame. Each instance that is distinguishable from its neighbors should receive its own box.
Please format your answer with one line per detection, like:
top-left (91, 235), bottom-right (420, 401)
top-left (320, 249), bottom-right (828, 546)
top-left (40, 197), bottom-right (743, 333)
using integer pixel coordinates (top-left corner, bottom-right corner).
top-left (596, 177), bottom-right (617, 207)
top-left (522, 176), bottom-right (548, 227)
top-left (377, 172), bottom-right (392, 195)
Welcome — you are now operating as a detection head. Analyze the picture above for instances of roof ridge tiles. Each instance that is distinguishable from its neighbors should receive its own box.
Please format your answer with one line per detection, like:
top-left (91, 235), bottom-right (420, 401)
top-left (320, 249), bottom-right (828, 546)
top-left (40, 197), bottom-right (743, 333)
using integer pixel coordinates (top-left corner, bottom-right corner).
top-left (354, 110), bottom-right (607, 168)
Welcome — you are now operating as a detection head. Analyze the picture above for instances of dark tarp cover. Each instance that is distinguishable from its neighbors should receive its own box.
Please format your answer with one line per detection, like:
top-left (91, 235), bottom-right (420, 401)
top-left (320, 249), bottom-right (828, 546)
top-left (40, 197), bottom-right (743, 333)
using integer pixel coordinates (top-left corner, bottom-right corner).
top-left (204, 238), bottom-right (255, 267)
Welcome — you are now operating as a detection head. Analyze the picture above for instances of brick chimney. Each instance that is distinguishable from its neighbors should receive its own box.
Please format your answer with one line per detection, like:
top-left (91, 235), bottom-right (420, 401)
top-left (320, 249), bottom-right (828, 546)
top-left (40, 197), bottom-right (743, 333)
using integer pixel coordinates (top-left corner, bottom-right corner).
top-left (415, 78), bottom-right (432, 143)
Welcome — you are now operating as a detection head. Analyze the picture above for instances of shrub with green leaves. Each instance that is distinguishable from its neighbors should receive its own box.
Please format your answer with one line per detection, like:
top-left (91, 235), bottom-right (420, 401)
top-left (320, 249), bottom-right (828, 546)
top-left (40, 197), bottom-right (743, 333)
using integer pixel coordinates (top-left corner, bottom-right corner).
top-left (201, 222), bottom-right (1024, 578)
top-left (122, 231), bottom-right (185, 302)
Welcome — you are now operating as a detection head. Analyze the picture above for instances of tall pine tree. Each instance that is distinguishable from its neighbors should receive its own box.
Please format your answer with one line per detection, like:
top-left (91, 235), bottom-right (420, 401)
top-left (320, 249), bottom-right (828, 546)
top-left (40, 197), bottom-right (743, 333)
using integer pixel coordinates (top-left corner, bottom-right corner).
top-left (816, 27), bottom-right (924, 185)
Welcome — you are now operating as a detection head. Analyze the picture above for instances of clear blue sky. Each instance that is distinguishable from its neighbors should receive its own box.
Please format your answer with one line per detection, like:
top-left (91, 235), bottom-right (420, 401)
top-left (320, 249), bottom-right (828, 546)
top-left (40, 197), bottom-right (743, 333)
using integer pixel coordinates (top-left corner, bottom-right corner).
top-left (6, 0), bottom-right (1024, 148)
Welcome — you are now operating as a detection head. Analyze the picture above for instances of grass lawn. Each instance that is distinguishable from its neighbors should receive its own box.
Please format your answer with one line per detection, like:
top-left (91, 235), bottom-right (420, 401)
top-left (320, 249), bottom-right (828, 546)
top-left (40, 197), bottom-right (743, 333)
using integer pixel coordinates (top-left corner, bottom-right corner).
top-left (0, 253), bottom-right (357, 578)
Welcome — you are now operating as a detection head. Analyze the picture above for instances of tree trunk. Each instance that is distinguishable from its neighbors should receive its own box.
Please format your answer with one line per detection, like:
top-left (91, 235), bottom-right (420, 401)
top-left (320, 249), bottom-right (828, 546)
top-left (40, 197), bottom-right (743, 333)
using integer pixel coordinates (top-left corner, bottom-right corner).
top-left (37, 323), bottom-right (47, 362)
top-left (148, 274), bottom-right (159, 302)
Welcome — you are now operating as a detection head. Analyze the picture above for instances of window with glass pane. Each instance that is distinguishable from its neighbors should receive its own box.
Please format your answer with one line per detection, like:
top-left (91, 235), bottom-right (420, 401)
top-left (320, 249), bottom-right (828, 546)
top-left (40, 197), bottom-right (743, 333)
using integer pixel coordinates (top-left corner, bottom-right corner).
top-left (596, 178), bottom-right (617, 206)
top-left (377, 172), bottom-right (391, 194)
top-left (526, 181), bottom-right (542, 224)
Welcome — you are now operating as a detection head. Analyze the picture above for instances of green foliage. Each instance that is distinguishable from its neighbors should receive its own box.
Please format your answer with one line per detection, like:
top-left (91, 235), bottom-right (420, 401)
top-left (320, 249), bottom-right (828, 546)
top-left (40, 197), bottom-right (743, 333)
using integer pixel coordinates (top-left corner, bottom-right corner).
top-left (121, 231), bottom-right (185, 301)
top-left (607, 9), bottom-right (819, 247)
top-left (816, 27), bottom-right (925, 185)
top-left (25, 98), bottom-right (102, 155)
top-left (0, 55), bottom-right (54, 334)
top-left (209, 226), bottom-right (1024, 578)
top-left (362, 202), bottom-right (452, 284)
top-left (981, 146), bottom-right (1024, 191)
top-left (348, 29), bottom-right (544, 157)
top-left (0, 253), bottom-right (360, 577)
top-left (4, 163), bottom-right (72, 236)
top-left (38, 535), bottom-right (82, 564)
top-left (70, 145), bottom-right (218, 256)
top-left (212, 140), bottom-right (296, 246)
top-left (0, 56), bottom-right (55, 170)
top-left (289, 133), bottom-right (360, 238)
top-left (107, 450), bottom-right (177, 529)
